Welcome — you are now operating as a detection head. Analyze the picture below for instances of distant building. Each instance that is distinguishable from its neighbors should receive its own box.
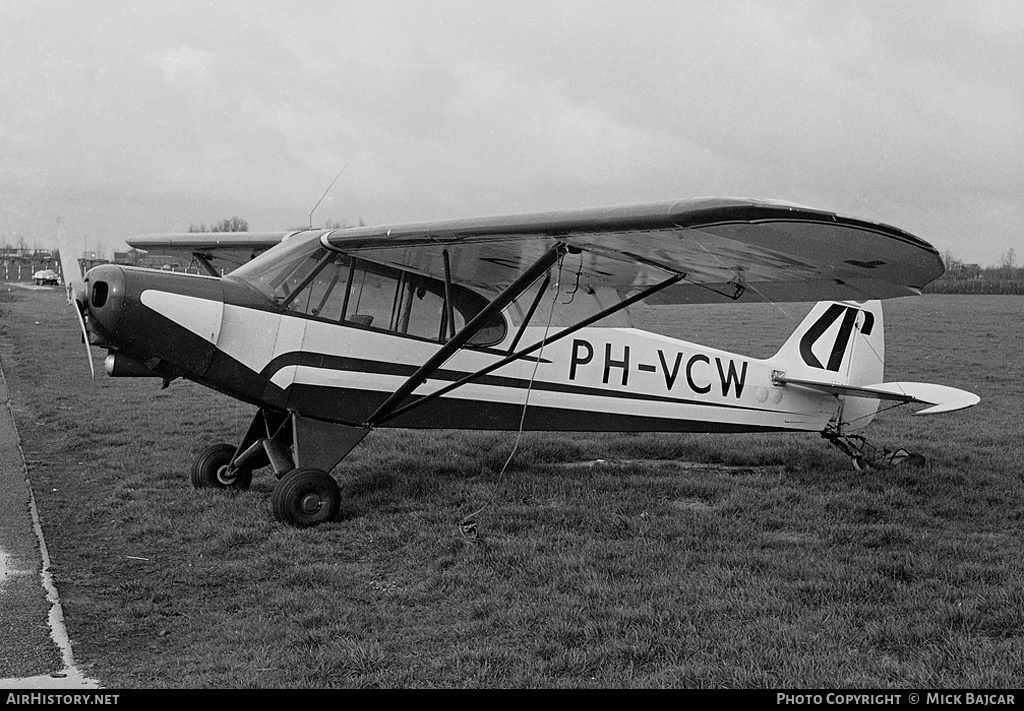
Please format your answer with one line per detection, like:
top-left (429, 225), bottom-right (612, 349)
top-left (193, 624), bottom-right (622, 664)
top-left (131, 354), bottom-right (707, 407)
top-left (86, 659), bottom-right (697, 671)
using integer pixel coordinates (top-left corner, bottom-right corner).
top-left (0, 248), bottom-right (57, 262)
top-left (114, 250), bottom-right (141, 266)
top-left (947, 263), bottom-right (982, 279)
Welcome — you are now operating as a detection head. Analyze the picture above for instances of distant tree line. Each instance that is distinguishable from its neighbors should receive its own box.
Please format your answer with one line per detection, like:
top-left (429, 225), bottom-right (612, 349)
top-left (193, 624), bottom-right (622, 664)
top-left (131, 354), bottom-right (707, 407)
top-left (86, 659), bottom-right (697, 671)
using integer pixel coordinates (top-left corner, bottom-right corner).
top-left (185, 216), bottom-right (366, 233)
top-left (926, 248), bottom-right (1024, 294)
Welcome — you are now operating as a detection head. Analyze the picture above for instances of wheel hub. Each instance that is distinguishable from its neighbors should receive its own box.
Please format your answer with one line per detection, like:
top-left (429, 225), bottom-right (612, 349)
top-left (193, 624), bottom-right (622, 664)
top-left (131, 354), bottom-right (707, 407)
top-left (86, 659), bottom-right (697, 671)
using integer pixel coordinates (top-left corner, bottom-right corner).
top-left (300, 492), bottom-right (322, 514)
top-left (216, 465), bottom-right (236, 486)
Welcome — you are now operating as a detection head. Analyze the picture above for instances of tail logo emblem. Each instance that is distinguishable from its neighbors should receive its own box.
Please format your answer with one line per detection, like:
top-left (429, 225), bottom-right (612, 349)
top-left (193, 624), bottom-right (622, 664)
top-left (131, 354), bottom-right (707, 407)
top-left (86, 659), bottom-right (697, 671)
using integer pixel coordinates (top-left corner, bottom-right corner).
top-left (799, 304), bottom-right (874, 371)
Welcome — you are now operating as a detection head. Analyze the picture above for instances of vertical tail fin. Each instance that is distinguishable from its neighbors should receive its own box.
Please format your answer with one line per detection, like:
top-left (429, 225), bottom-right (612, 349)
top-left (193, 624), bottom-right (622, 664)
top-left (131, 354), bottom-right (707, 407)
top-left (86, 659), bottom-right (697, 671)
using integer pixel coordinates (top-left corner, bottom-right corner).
top-left (773, 301), bottom-right (885, 430)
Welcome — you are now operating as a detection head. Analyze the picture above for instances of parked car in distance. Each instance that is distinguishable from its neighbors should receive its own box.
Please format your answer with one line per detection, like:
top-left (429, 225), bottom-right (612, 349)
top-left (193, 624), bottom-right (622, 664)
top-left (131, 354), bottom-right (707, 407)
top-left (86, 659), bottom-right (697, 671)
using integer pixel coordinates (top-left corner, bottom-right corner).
top-left (33, 268), bottom-right (59, 285)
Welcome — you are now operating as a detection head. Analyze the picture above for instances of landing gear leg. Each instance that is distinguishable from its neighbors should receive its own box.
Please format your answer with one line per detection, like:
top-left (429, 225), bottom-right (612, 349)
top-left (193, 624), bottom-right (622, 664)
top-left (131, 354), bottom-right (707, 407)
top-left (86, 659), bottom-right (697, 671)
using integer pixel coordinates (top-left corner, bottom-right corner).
top-left (189, 408), bottom-right (292, 491)
top-left (190, 409), bottom-right (371, 527)
top-left (268, 415), bottom-right (370, 527)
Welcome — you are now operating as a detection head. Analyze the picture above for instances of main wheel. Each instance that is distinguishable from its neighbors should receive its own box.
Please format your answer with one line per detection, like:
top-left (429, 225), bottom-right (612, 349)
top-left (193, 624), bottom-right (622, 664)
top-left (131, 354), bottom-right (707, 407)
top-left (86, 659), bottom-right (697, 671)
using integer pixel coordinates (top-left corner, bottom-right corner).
top-left (272, 468), bottom-right (341, 527)
top-left (190, 443), bottom-right (253, 491)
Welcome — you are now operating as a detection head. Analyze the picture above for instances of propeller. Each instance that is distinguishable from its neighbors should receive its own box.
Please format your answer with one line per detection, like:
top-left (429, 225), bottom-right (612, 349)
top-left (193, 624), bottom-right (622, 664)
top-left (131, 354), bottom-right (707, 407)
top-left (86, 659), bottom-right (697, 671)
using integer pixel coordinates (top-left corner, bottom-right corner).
top-left (55, 220), bottom-right (95, 380)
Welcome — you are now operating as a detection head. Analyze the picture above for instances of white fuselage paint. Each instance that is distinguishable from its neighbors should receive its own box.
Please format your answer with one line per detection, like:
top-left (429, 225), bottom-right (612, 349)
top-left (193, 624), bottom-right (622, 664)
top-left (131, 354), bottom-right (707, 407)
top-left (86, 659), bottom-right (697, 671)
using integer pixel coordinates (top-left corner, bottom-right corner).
top-left (141, 290), bottom-right (223, 344)
top-left (139, 289), bottom-right (840, 432)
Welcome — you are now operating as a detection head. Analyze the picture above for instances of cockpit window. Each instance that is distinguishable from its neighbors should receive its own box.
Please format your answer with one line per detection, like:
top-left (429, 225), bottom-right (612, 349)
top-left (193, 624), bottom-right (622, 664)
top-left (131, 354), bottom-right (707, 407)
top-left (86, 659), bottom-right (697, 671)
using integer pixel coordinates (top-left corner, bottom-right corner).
top-left (228, 235), bottom-right (506, 346)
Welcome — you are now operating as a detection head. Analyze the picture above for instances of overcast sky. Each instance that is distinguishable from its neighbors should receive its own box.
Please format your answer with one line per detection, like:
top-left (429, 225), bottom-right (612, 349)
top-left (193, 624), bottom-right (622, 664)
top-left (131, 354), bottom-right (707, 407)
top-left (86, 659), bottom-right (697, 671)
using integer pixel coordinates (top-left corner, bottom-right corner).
top-left (2, 0), bottom-right (1021, 266)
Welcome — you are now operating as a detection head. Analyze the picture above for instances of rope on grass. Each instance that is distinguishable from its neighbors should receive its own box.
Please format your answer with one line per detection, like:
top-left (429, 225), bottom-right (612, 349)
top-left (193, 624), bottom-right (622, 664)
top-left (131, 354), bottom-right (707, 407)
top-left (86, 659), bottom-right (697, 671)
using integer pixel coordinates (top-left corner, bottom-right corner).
top-left (459, 256), bottom-right (565, 540)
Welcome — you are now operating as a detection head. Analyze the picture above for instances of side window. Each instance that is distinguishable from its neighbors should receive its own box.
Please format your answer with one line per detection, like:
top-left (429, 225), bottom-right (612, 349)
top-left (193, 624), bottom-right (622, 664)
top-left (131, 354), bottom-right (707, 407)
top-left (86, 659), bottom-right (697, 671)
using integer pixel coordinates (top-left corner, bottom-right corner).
top-left (451, 287), bottom-right (505, 346)
top-left (397, 276), bottom-right (449, 340)
top-left (274, 251), bottom-right (507, 346)
top-left (393, 274), bottom-right (505, 345)
top-left (346, 265), bottom-right (399, 329)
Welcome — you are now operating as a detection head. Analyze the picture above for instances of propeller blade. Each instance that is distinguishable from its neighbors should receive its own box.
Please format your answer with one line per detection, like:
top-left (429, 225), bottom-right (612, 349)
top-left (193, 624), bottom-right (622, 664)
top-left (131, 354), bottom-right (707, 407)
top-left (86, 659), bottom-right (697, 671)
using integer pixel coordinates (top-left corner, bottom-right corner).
top-left (71, 302), bottom-right (96, 380)
top-left (56, 219), bottom-right (86, 305)
top-left (55, 219), bottom-right (96, 380)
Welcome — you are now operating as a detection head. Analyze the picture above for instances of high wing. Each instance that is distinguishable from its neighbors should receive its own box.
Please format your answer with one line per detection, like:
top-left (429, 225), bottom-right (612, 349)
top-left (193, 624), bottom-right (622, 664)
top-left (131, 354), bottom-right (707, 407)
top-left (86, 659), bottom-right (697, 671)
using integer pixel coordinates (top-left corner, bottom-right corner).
top-left (127, 231), bottom-right (300, 272)
top-left (321, 198), bottom-right (943, 304)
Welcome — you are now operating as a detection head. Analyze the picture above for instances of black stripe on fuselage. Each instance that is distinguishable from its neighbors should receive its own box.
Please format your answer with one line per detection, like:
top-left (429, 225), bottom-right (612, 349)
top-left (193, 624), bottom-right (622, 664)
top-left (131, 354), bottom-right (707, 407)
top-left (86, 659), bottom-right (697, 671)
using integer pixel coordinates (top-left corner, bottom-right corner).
top-left (283, 382), bottom-right (801, 433)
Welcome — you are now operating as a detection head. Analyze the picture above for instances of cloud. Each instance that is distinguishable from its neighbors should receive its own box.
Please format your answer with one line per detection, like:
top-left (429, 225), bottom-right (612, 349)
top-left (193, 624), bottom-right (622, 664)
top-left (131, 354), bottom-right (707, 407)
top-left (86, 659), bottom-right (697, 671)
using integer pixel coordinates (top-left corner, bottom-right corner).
top-left (151, 46), bottom-right (217, 89)
top-left (0, 1), bottom-right (1020, 265)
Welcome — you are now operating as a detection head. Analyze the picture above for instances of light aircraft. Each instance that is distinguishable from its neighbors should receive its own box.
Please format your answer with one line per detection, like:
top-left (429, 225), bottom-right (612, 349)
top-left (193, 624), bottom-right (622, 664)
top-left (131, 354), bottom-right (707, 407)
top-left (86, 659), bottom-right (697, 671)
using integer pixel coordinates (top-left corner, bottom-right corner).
top-left (58, 198), bottom-right (979, 527)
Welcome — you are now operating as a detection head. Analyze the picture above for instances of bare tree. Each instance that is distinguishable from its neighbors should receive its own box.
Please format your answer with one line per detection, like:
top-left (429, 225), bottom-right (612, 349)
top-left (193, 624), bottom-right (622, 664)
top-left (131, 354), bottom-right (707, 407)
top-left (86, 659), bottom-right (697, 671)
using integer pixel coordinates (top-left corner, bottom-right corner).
top-left (213, 216), bottom-right (249, 232)
top-left (189, 216), bottom-right (249, 233)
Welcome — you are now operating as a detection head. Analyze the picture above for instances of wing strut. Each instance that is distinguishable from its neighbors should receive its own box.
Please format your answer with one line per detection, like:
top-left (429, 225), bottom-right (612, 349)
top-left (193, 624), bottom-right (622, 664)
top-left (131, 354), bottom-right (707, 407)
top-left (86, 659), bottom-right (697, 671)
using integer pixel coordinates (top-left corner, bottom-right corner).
top-left (442, 249), bottom-right (457, 341)
top-left (364, 242), bottom-right (568, 427)
top-left (192, 252), bottom-right (221, 277)
top-left (371, 271), bottom-right (685, 427)
top-left (507, 272), bottom-right (551, 353)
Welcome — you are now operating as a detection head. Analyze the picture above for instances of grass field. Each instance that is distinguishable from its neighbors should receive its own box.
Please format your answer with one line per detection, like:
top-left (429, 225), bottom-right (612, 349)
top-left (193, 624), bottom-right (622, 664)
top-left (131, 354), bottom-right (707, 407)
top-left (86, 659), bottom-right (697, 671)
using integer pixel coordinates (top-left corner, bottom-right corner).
top-left (0, 287), bottom-right (1021, 688)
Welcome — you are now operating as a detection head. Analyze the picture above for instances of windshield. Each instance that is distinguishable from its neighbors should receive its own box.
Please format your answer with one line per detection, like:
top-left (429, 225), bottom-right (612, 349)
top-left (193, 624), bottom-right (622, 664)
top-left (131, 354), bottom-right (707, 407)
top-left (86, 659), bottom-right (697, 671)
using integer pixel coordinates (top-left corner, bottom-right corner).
top-left (228, 232), bottom-right (325, 303)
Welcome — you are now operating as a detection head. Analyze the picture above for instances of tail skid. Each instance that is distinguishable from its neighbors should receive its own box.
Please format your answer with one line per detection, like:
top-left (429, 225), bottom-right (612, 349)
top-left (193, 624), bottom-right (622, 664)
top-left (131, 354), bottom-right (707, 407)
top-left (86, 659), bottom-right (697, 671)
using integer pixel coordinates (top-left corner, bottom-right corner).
top-left (820, 428), bottom-right (928, 471)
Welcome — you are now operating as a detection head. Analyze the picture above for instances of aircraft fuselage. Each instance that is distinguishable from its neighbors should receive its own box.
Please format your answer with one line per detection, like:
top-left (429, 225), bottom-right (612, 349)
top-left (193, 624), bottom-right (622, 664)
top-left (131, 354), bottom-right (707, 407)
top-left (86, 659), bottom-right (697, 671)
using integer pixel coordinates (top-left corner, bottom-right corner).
top-left (84, 263), bottom-right (838, 435)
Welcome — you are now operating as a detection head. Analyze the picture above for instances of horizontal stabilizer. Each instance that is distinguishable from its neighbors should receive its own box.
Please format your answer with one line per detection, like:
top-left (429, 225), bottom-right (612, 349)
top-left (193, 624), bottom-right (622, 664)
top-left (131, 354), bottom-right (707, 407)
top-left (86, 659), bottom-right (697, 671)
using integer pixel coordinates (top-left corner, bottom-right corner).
top-left (776, 377), bottom-right (980, 415)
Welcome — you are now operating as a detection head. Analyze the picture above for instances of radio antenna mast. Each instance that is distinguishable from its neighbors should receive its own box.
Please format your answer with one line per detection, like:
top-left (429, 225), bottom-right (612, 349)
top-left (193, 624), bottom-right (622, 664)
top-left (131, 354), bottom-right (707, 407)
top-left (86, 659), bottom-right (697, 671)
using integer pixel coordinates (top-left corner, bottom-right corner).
top-left (309, 164), bottom-right (348, 229)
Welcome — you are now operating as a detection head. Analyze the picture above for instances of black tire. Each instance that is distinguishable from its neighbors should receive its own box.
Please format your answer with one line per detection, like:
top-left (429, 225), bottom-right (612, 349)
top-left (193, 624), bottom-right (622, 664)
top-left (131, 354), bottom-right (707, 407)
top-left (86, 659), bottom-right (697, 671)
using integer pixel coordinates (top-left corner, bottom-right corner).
top-left (272, 468), bottom-right (340, 527)
top-left (190, 443), bottom-right (253, 491)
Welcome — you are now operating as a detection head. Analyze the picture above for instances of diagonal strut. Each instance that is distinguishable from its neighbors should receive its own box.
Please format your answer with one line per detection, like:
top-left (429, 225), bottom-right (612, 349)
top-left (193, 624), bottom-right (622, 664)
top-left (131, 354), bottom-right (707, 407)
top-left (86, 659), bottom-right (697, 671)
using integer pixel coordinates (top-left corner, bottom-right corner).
top-left (364, 242), bottom-right (568, 427)
top-left (371, 272), bottom-right (685, 427)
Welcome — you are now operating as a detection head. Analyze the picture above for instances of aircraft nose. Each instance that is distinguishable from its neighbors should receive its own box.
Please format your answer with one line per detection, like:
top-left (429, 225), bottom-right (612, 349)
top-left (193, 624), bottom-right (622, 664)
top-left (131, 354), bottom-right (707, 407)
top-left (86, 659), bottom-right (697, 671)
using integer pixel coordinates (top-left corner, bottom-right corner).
top-left (83, 263), bottom-right (126, 344)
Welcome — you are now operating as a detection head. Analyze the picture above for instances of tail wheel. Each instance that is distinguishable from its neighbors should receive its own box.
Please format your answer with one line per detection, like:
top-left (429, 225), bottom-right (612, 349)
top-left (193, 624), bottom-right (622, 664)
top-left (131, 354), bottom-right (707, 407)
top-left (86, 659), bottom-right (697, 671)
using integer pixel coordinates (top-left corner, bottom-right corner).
top-left (272, 468), bottom-right (341, 528)
top-left (191, 443), bottom-right (253, 491)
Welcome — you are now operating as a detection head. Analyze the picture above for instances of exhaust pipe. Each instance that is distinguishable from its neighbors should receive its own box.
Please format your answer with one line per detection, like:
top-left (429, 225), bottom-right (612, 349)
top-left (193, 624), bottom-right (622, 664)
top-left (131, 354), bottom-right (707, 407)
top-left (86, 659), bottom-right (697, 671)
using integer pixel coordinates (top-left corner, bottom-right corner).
top-left (104, 353), bottom-right (163, 378)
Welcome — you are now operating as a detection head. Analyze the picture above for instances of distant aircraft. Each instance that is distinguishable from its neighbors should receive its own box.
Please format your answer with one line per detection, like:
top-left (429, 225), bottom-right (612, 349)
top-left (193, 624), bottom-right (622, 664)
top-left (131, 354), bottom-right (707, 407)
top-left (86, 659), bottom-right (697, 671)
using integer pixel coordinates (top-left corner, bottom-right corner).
top-left (59, 198), bottom-right (978, 527)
